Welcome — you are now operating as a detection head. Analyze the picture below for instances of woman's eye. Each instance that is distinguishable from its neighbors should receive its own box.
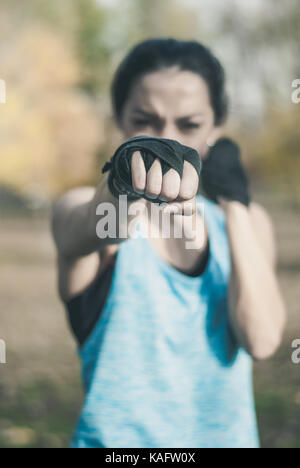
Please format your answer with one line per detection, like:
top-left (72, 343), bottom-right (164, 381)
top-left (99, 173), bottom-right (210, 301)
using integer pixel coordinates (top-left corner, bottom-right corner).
top-left (180, 122), bottom-right (200, 130)
top-left (132, 119), bottom-right (149, 127)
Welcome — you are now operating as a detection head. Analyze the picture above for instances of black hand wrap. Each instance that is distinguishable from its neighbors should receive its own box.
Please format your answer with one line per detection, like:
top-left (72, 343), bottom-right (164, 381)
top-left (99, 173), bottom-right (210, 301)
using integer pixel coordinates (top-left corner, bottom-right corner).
top-left (201, 137), bottom-right (251, 207)
top-left (101, 135), bottom-right (201, 203)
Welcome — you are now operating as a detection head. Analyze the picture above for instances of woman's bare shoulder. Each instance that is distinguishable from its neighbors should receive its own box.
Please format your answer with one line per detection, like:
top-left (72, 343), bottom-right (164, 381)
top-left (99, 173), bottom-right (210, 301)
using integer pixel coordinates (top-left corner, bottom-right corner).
top-left (53, 186), bottom-right (96, 213)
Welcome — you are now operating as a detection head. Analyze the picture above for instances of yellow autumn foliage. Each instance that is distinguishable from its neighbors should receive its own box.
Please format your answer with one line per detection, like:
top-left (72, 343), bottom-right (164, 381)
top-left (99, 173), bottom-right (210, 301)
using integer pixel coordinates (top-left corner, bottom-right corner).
top-left (0, 25), bottom-right (103, 199)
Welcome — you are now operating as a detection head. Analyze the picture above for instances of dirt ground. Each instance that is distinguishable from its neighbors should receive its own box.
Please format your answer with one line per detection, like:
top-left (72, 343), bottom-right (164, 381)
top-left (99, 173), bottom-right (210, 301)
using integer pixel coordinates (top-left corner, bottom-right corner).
top-left (0, 186), bottom-right (299, 448)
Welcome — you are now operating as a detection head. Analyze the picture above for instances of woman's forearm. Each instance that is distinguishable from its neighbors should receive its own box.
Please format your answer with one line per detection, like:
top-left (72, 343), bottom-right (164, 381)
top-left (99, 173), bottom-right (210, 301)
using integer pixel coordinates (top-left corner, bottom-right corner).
top-left (221, 199), bottom-right (286, 360)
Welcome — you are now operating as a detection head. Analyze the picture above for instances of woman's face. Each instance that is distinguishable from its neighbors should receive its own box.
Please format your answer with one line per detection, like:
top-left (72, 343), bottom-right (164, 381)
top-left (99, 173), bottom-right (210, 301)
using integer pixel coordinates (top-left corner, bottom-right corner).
top-left (119, 66), bottom-right (223, 158)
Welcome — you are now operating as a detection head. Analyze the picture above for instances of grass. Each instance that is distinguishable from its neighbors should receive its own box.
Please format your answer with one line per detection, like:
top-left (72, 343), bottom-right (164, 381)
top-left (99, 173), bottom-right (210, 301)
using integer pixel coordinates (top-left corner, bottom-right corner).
top-left (0, 186), bottom-right (300, 448)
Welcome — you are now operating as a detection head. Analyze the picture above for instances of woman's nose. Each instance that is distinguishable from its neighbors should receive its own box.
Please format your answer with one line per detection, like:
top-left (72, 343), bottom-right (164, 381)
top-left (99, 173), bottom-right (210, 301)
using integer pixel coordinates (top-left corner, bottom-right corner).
top-left (158, 126), bottom-right (180, 142)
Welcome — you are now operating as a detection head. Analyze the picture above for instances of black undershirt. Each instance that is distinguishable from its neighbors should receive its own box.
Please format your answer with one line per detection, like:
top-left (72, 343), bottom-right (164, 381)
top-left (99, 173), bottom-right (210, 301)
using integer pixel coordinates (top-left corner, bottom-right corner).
top-left (65, 238), bottom-right (210, 347)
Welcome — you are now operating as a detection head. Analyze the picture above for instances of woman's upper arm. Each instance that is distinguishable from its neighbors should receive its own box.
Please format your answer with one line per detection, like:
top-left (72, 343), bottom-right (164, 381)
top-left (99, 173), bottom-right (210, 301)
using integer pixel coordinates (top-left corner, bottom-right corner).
top-left (56, 251), bottom-right (101, 303)
top-left (51, 186), bottom-right (101, 302)
top-left (51, 186), bottom-right (96, 256)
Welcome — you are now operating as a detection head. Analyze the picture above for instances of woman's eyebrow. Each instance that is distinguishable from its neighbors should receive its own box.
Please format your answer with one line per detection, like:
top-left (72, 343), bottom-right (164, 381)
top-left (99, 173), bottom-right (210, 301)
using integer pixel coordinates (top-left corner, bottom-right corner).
top-left (131, 108), bottom-right (205, 120)
top-left (177, 113), bottom-right (205, 120)
top-left (131, 108), bottom-right (158, 119)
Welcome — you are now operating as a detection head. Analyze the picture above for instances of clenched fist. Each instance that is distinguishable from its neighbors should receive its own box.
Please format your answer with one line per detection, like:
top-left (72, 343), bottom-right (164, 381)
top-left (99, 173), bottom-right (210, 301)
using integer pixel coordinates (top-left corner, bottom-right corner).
top-left (102, 135), bottom-right (202, 215)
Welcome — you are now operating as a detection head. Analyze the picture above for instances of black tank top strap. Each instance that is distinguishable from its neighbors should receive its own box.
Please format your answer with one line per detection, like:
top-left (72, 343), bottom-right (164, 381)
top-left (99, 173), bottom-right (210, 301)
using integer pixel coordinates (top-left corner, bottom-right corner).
top-left (64, 252), bottom-right (118, 347)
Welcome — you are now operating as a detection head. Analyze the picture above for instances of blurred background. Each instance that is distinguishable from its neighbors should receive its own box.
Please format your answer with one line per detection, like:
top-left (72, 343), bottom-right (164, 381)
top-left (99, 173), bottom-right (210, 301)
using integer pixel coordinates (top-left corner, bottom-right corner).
top-left (0, 0), bottom-right (299, 448)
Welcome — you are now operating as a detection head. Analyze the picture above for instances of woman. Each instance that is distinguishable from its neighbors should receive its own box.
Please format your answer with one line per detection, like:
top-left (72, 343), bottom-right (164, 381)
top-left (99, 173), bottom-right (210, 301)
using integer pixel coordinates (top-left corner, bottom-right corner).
top-left (51, 38), bottom-right (286, 448)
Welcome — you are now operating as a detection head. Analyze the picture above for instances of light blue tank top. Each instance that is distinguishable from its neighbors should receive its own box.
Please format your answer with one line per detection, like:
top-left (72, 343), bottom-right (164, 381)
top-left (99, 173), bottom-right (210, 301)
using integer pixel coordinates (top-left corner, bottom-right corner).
top-left (71, 194), bottom-right (260, 448)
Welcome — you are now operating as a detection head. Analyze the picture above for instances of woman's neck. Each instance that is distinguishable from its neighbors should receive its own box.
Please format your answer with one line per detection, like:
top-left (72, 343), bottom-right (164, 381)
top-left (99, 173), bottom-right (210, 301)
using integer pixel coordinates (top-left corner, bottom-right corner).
top-left (140, 201), bottom-right (209, 272)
